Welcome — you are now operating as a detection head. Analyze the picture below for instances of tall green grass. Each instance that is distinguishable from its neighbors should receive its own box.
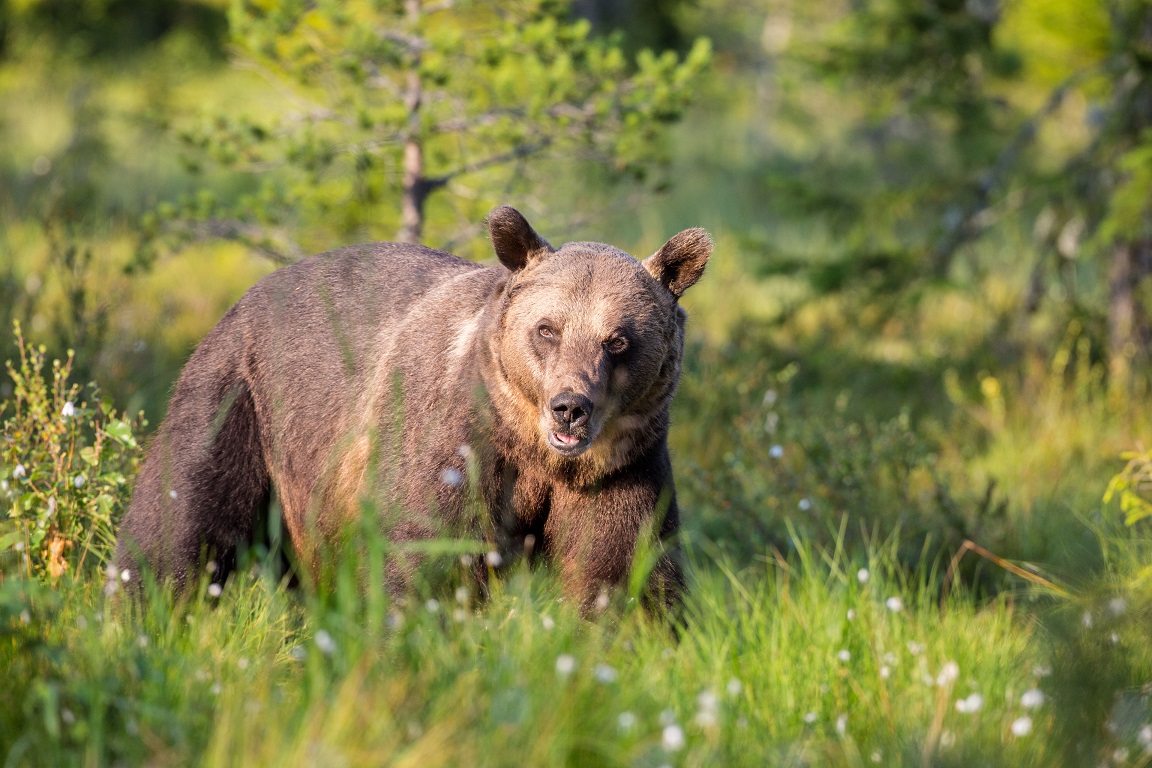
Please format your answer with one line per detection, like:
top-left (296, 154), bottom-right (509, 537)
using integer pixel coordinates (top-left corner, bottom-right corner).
top-left (10, 524), bottom-right (1147, 767)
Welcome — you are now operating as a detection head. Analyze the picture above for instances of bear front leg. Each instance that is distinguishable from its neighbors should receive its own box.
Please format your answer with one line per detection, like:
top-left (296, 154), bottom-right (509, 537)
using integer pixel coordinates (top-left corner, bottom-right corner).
top-left (547, 467), bottom-right (685, 619)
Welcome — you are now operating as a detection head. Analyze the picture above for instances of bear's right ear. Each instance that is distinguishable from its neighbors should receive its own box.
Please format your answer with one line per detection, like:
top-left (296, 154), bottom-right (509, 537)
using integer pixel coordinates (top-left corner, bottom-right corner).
top-left (488, 206), bottom-right (553, 272)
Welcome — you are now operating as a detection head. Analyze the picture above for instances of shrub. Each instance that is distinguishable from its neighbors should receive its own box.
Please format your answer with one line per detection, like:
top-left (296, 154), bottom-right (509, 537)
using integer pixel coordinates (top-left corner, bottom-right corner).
top-left (0, 322), bottom-right (145, 582)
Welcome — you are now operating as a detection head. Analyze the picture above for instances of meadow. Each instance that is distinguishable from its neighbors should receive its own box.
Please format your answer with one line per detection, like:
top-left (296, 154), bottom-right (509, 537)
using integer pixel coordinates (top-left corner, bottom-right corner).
top-left (3, 1), bottom-right (1152, 765)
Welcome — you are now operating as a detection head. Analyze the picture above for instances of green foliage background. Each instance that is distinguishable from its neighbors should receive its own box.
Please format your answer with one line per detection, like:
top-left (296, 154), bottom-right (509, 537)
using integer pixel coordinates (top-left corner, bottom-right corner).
top-left (2, 0), bottom-right (1152, 765)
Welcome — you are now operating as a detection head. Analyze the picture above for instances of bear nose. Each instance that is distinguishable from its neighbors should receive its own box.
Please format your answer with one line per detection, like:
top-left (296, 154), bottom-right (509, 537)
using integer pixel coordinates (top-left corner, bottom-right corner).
top-left (550, 392), bottom-right (593, 429)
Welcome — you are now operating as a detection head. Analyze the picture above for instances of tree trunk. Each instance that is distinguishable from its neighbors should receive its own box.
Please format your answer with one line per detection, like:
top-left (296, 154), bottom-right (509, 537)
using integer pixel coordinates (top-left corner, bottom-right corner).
top-left (398, 0), bottom-right (424, 244)
top-left (1108, 239), bottom-right (1152, 393)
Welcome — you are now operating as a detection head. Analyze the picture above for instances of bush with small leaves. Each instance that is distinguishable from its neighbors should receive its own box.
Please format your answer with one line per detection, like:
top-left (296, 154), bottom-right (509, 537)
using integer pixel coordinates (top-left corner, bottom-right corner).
top-left (0, 322), bottom-right (145, 582)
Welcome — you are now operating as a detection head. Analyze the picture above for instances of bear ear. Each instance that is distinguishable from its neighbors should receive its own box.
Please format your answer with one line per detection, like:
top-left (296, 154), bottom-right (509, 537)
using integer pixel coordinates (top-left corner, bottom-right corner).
top-left (488, 205), bottom-right (553, 272)
top-left (642, 228), bottom-right (713, 299)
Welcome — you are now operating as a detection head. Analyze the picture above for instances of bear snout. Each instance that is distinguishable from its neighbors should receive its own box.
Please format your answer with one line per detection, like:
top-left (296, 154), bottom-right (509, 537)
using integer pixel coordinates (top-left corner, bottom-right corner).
top-left (549, 392), bottom-right (593, 429)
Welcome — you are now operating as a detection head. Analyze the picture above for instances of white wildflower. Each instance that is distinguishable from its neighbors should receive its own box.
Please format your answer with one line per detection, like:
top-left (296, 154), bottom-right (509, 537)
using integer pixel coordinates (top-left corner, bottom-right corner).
top-left (1137, 724), bottom-right (1151, 748)
top-left (936, 661), bottom-right (959, 686)
top-left (120, 568), bottom-right (131, 583)
top-left (1109, 597), bottom-right (1127, 616)
top-left (237, 657), bottom-right (249, 670)
top-left (907, 641), bottom-right (924, 656)
top-left (659, 709), bottom-right (677, 726)
top-left (1082, 611), bottom-right (1093, 628)
top-left (61, 401), bottom-right (75, 418)
top-left (836, 714), bottom-right (847, 736)
top-left (440, 468), bottom-right (463, 487)
top-left (955, 693), bottom-right (983, 713)
top-left (726, 678), bottom-right (743, 697)
top-left (46, 497), bottom-right (57, 517)
top-left (857, 568), bottom-right (870, 584)
top-left (662, 724), bottom-right (685, 751)
top-left (485, 550), bottom-right (502, 568)
top-left (594, 589), bottom-right (611, 612)
top-left (455, 586), bottom-right (470, 605)
top-left (1020, 689), bottom-right (1045, 709)
top-left (555, 654), bottom-right (576, 677)
top-left (803, 712), bottom-right (817, 724)
top-left (12, 464), bottom-right (25, 479)
top-left (879, 666), bottom-right (891, 679)
top-left (837, 649), bottom-right (851, 663)
top-left (169, 489), bottom-right (178, 499)
top-left (541, 615), bottom-right (555, 631)
top-left (847, 609), bottom-right (856, 621)
top-left (73, 474), bottom-right (86, 489)
top-left (425, 599), bottom-right (440, 613)
top-left (594, 664), bottom-right (618, 684)
top-left (207, 583), bottom-right (222, 598)
top-left (1010, 716), bottom-right (1032, 737)
top-left (769, 444), bottom-right (784, 459)
top-left (315, 629), bottom-right (337, 655)
top-left (798, 497), bottom-right (812, 511)
top-left (885, 596), bottom-right (904, 612)
top-left (617, 711), bottom-right (636, 731)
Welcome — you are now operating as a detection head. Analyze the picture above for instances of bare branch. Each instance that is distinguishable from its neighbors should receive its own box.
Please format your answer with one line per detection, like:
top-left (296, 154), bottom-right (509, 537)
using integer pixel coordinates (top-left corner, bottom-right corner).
top-left (930, 62), bottom-right (1112, 276)
top-left (173, 219), bottom-right (307, 264)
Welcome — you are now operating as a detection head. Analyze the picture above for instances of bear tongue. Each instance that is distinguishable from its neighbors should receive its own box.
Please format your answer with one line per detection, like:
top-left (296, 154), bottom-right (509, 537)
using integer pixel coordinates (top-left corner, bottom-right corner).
top-left (553, 432), bottom-right (580, 446)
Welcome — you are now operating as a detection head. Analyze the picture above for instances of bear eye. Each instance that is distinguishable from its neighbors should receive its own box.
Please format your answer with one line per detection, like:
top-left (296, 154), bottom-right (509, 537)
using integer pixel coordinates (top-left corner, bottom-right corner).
top-left (537, 324), bottom-right (556, 339)
top-left (604, 336), bottom-right (629, 354)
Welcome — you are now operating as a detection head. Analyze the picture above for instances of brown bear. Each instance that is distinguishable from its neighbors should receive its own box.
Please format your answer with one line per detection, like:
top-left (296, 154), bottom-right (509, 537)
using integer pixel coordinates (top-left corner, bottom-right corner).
top-left (113, 206), bottom-right (711, 615)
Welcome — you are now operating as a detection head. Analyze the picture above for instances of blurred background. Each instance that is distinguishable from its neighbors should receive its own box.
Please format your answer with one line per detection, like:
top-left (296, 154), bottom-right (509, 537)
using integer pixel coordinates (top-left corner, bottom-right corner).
top-left (2, 0), bottom-right (1151, 578)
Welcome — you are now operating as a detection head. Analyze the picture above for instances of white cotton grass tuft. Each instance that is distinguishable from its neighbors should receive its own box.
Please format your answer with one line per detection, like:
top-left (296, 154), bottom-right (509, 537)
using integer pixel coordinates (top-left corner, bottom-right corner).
top-left (885, 596), bottom-right (904, 612)
top-left (314, 629), bottom-right (337, 655)
top-left (695, 689), bottom-right (720, 727)
top-left (555, 654), bottom-right (576, 677)
top-left (857, 568), bottom-right (870, 584)
top-left (661, 724), bottom-right (686, 751)
top-left (594, 664), bottom-right (618, 684)
top-left (837, 649), bottom-right (851, 663)
top-left (955, 693), bottom-right (983, 713)
top-left (1020, 689), bottom-right (1045, 709)
top-left (936, 661), bottom-right (959, 686)
top-left (1010, 716), bottom-right (1033, 737)
top-left (207, 583), bottom-right (222, 598)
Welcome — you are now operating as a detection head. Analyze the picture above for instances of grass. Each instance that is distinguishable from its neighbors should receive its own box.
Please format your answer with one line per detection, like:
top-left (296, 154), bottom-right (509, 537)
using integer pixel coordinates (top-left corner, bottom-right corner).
top-left (5, 529), bottom-right (1110, 767)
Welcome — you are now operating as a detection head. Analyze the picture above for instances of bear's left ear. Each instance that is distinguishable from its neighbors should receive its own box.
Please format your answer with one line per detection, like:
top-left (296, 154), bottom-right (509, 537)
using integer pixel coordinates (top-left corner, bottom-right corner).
top-left (488, 205), bottom-right (553, 272)
top-left (642, 228), bottom-right (713, 299)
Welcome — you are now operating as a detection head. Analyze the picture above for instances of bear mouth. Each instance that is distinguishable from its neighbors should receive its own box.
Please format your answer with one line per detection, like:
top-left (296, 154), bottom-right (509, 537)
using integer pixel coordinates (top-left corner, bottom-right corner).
top-left (547, 430), bottom-right (589, 456)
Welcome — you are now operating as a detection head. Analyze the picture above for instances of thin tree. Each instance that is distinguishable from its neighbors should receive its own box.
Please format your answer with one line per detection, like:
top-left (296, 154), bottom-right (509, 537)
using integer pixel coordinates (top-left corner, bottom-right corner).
top-left (159, 0), bottom-right (710, 257)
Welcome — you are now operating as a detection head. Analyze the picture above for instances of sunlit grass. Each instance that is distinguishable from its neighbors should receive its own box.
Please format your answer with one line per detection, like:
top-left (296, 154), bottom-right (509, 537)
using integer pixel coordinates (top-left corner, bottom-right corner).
top-left (6, 529), bottom-right (1118, 767)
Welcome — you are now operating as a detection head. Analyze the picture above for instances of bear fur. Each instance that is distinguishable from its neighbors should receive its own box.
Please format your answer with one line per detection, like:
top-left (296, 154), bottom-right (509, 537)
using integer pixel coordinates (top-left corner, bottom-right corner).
top-left (113, 206), bottom-right (712, 614)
